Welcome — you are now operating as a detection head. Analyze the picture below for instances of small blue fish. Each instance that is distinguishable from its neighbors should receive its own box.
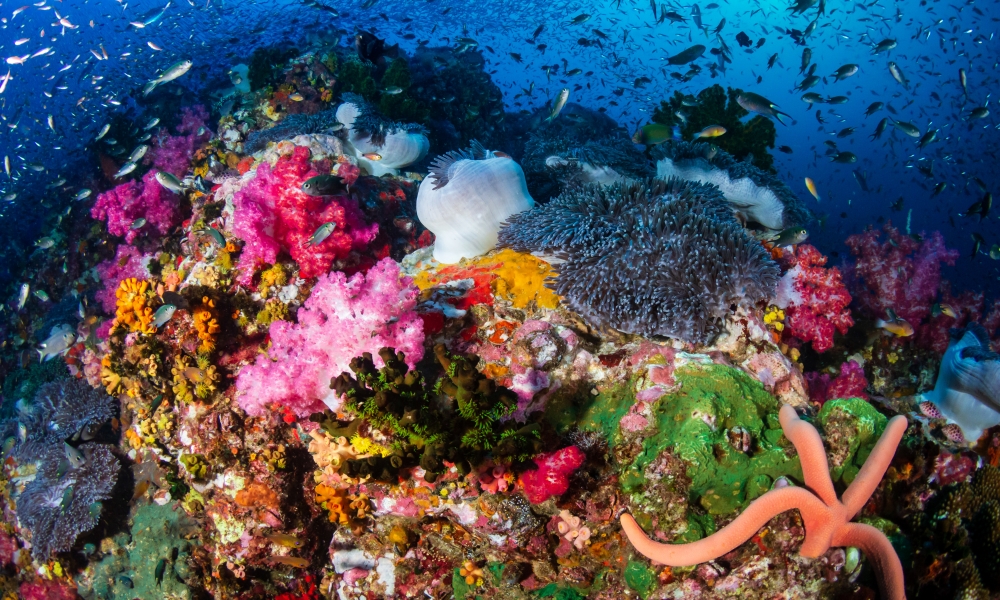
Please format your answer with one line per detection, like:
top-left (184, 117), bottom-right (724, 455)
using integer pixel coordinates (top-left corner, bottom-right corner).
top-left (130, 217), bottom-right (147, 230)
top-left (152, 304), bottom-right (177, 328)
top-left (203, 226), bottom-right (226, 247)
top-left (61, 485), bottom-right (75, 511)
top-left (305, 222), bottom-right (336, 247)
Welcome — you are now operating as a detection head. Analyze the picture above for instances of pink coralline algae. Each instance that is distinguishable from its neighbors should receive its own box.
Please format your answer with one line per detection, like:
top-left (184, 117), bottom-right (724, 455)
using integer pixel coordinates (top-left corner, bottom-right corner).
top-left (776, 244), bottom-right (853, 353)
top-left (150, 105), bottom-right (211, 176)
top-left (805, 360), bottom-right (869, 405)
top-left (90, 171), bottom-right (182, 244)
top-left (18, 579), bottom-right (79, 600)
top-left (94, 245), bottom-right (150, 312)
top-left (235, 258), bottom-right (424, 417)
top-left (518, 445), bottom-right (585, 504)
top-left (845, 223), bottom-right (959, 326)
top-left (232, 145), bottom-right (377, 285)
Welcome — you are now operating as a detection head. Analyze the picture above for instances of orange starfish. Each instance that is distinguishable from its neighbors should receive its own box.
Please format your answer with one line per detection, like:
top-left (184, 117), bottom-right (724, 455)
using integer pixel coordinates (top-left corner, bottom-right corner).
top-left (621, 404), bottom-right (907, 600)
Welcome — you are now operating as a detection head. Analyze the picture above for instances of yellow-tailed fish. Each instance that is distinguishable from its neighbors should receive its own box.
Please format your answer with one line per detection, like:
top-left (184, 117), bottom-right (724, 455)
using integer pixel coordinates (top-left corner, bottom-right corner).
top-left (265, 533), bottom-right (304, 549)
top-left (876, 317), bottom-right (914, 337)
top-left (268, 556), bottom-right (310, 568)
top-left (694, 125), bottom-right (726, 139)
top-left (805, 177), bottom-right (820, 201)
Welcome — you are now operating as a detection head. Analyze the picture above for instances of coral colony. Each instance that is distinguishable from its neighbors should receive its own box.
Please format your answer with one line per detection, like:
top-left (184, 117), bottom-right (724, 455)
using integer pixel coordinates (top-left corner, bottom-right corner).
top-left (4, 32), bottom-right (1000, 600)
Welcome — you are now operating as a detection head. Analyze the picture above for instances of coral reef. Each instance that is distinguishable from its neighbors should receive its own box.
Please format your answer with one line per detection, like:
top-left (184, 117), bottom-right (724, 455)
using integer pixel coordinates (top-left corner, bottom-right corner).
top-left (243, 109), bottom-right (341, 154)
top-left (236, 258), bottom-right (424, 417)
top-left (500, 178), bottom-right (779, 344)
top-left (417, 141), bottom-right (534, 263)
top-left (652, 84), bottom-right (779, 172)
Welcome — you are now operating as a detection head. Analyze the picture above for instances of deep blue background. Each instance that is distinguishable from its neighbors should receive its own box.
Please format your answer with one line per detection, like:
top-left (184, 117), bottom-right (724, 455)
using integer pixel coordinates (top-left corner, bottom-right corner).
top-left (0, 0), bottom-right (997, 299)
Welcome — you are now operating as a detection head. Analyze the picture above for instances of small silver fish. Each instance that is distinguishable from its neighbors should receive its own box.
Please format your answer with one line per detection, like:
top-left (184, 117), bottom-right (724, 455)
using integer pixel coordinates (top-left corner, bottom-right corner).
top-left (383, 86), bottom-right (403, 95)
top-left (129, 144), bottom-right (149, 163)
top-left (38, 324), bottom-right (75, 362)
top-left (306, 222), bottom-right (336, 246)
top-left (155, 171), bottom-right (184, 193)
top-left (144, 117), bottom-right (161, 130)
top-left (544, 88), bottom-right (570, 122)
top-left (130, 217), bottom-right (147, 230)
top-left (17, 283), bottom-right (29, 310)
top-left (35, 237), bottom-right (55, 249)
top-left (114, 162), bottom-right (137, 178)
top-left (33, 290), bottom-right (50, 302)
top-left (63, 442), bottom-right (85, 468)
top-left (95, 123), bottom-right (111, 141)
top-left (152, 304), bottom-right (176, 328)
top-left (75, 188), bottom-right (92, 201)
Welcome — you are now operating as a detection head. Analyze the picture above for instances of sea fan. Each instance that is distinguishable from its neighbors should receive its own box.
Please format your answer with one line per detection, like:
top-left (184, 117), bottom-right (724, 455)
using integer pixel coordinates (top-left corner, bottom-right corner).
top-left (499, 178), bottom-right (779, 344)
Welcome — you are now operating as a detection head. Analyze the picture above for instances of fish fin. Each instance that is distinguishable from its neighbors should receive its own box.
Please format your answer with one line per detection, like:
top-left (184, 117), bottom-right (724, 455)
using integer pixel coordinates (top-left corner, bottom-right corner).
top-left (142, 81), bottom-right (158, 97)
top-left (773, 110), bottom-right (790, 125)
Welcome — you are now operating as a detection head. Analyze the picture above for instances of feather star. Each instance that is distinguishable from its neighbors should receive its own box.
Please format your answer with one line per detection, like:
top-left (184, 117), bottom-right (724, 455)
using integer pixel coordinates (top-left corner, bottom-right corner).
top-left (621, 404), bottom-right (907, 600)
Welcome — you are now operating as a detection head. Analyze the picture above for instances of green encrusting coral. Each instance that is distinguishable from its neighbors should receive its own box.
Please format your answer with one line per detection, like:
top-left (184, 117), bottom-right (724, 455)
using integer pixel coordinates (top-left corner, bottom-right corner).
top-left (817, 397), bottom-right (888, 486)
top-left (624, 559), bottom-right (658, 599)
top-left (79, 502), bottom-right (198, 600)
top-left (619, 364), bottom-right (800, 514)
top-left (652, 84), bottom-right (778, 172)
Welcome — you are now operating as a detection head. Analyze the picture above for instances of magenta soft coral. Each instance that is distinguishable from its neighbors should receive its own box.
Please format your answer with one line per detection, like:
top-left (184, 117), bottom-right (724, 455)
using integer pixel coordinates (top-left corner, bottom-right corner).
top-left (232, 146), bottom-right (377, 285)
top-left (845, 223), bottom-right (959, 326)
top-left (805, 360), bottom-right (869, 405)
top-left (235, 258), bottom-right (424, 417)
top-left (149, 105), bottom-right (211, 176)
top-left (776, 244), bottom-right (853, 353)
top-left (90, 171), bottom-right (181, 243)
top-left (518, 445), bottom-right (585, 504)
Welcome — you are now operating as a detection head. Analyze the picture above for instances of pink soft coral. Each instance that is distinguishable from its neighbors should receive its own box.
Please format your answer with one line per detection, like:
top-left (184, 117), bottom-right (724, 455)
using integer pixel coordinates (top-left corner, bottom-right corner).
top-left (94, 245), bottom-right (150, 313)
top-left (776, 244), bottom-right (853, 353)
top-left (232, 146), bottom-right (378, 285)
top-left (805, 360), bottom-right (869, 405)
top-left (518, 446), bottom-right (585, 504)
top-left (235, 258), bottom-right (424, 417)
top-left (90, 171), bottom-right (181, 243)
top-left (845, 223), bottom-right (959, 326)
top-left (149, 105), bottom-right (211, 176)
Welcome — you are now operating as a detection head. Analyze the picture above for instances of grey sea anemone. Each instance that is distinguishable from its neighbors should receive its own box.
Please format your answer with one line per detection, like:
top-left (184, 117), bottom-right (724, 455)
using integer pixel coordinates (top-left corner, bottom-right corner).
top-left (499, 178), bottom-right (779, 344)
top-left (652, 140), bottom-right (812, 231)
top-left (520, 103), bottom-right (652, 201)
top-left (921, 324), bottom-right (1000, 443)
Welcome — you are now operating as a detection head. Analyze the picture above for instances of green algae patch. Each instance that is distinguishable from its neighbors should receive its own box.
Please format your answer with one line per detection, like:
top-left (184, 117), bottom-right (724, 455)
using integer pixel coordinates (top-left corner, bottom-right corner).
top-left (624, 559), bottom-right (657, 598)
top-left (79, 502), bottom-right (198, 600)
top-left (621, 364), bottom-right (801, 515)
top-left (818, 397), bottom-right (887, 486)
top-left (534, 583), bottom-right (587, 600)
top-left (545, 380), bottom-right (634, 446)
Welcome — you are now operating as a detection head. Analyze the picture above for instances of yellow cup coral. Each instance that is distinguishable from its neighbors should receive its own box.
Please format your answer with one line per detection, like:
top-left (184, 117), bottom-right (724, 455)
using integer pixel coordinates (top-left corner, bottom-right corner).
top-left (193, 297), bottom-right (220, 353)
top-left (115, 278), bottom-right (156, 334)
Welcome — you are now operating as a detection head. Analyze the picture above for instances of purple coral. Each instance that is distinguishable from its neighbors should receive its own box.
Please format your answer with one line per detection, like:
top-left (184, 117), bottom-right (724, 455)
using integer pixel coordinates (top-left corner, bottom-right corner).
top-left (90, 171), bottom-right (181, 243)
top-left (235, 258), bottom-right (425, 417)
top-left (149, 105), bottom-right (211, 176)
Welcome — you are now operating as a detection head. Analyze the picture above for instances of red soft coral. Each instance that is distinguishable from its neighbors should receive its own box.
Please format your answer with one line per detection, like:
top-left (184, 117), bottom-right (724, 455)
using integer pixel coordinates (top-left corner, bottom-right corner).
top-left (805, 360), bottom-right (869, 405)
top-left (777, 244), bottom-right (853, 353)
top-left (232, 146), bottom-right (377, 284)
top-left (518, 446), bottom-right (585, 504)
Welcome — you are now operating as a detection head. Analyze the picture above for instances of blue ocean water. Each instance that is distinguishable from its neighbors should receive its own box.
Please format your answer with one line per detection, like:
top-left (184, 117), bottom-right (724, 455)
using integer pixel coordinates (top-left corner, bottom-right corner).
top-left (0, 0), bottom-right (996, 296)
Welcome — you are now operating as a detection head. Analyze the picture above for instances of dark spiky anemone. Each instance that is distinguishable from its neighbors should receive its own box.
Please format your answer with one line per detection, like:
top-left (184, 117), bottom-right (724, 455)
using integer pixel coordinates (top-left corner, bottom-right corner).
top-left (651, 140), bottom-right (813, 228)
top-left (342, 92), bottom-right (427, 148)
top-left (499, 178), bottom-right (780, 344)
top-left (243, 108), bottom-right (342, 154)
top-left (426, 140), bottom-right (491, 190)
top-left (520, 103), bottom-right (652, 202)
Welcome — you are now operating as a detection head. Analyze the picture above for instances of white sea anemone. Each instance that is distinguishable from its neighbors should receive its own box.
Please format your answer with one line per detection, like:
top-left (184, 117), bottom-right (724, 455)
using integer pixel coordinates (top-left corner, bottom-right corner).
top-left (417, 141), bottom-right (534, 264)
top-left (336, 98), bottom-right (429, 176)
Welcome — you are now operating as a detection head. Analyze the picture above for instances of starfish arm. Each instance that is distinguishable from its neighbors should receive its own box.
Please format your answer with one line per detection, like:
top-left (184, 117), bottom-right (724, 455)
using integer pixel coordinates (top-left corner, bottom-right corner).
top-left (620, 486), bottom-right (826, 567)
top-left (841, 415), bottom-right (908, 518)
top-left (779, 404), bottom-right (839, 507)
top-left (832, 522), bottom-right (906, 600)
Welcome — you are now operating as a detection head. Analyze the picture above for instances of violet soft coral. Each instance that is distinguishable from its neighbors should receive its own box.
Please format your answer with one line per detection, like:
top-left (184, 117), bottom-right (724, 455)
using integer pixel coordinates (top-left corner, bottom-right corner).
top-left (90, 171), bottom-right (181, 243)
top-left (845, 223), bottom-right (959, 326)
top-left (235, 258), bottom-right (424, 417)
top-left (149, 105), bottom-right (211, 176)
top-left (232, 145), bottom-right (378, 285)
